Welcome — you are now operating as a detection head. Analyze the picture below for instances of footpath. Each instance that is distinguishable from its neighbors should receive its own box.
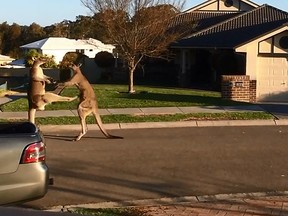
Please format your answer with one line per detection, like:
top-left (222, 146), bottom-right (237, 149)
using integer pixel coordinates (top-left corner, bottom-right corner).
top-left (1, 93), bottom-right (288, 131)
top-left (1, 93), bottom-right (288, 216)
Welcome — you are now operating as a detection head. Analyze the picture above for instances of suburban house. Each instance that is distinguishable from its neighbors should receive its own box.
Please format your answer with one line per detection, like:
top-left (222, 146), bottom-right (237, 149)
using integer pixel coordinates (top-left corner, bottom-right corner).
top-left (171, 0), bottom-right (288, 102)
top-left (20, 37), bottom-right (115, 64)
top-left (0, 55), bottom-right (14, 66)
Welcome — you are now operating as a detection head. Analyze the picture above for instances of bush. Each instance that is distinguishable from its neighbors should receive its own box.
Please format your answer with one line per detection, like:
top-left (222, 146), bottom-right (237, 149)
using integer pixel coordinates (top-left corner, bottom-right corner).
top-left (59, 52), bottom-right (83, 69)
top-left (94, 51), bottom-right (115, 68)
top-left (59, 52), bottom-right (84, 82)
top-left (25, 49), bottom-right (57, 68)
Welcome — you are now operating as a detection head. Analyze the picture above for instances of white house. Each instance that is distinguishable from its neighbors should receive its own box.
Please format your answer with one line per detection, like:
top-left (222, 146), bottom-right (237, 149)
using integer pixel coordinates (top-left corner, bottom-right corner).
top-left (0, 55), bottom-right (14, 66)
top-left (20, 37), bottom-right (115, 64)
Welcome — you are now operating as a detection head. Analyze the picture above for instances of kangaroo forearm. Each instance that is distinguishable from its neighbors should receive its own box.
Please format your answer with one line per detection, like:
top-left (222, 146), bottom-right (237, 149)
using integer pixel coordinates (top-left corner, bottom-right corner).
top-left (32, 77), bottom-right (47, 82)
top-left (43, 75), bottom-right (52, 79)
top-left (33, 76), bottom-right (51, 82)
top-left (63, 81), bottom-right (75, 87)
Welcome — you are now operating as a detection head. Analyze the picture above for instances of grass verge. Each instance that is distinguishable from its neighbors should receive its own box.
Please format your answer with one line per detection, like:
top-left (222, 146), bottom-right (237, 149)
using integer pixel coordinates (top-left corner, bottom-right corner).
top-left (0, 112), bottom-right (274, 125)
top-left (0, 85), bottom-right (274, 123)
top-left (69, 207), bottom-right (147, 216)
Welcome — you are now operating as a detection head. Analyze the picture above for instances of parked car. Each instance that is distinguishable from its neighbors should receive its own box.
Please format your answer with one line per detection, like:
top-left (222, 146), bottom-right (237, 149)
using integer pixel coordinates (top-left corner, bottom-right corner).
top-left (0, 122), bottom-right (50, 205)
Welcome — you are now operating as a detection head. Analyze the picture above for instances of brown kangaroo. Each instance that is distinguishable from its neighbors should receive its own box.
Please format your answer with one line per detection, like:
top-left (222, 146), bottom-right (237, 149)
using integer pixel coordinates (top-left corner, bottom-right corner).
top-left (63, 63), bottom-right (123, 141)
top-left (28, 57), bottom-right (77, 124)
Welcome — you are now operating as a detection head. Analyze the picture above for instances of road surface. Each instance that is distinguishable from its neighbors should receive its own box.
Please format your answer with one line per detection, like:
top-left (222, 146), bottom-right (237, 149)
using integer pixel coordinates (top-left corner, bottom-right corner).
top-left (18, 125), bottom-right (288, 210)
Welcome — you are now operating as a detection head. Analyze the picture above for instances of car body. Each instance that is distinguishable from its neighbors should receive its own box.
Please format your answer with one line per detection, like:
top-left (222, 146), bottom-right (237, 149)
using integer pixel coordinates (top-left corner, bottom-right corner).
top-left (0, 122), bottom-right (49, 205)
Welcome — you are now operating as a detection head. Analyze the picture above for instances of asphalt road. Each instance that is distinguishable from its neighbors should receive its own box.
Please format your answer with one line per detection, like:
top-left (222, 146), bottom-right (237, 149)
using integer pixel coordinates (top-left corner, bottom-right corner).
top-left (18, 125), bottom-right (288, 210)
top-left (0, 207), bottom-right (79, 216)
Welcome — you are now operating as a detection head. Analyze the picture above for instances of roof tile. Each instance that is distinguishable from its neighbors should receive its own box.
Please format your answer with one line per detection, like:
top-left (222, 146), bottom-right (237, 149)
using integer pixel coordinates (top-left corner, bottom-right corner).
top-left (173, 4), bottom-right (288, 48)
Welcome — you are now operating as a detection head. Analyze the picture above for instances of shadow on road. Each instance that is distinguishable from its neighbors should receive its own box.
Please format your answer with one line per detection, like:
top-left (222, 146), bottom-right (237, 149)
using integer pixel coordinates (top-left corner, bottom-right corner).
top-left (259, 103), bottom-right (288, 119)
top-left (44, 134), bottom-right (108, 141)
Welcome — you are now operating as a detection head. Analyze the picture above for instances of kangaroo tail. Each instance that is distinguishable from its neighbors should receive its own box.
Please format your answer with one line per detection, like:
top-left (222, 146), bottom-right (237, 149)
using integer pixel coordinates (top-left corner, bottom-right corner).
top-left (93, 111), bottom-right (123, 139)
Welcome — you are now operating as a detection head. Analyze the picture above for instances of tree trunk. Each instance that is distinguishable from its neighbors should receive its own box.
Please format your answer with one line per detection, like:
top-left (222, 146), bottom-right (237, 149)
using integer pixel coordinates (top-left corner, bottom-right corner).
top-left (128, 67), bottom-right (135, 93)
top-left (127, 59), bottom-right (136, 93)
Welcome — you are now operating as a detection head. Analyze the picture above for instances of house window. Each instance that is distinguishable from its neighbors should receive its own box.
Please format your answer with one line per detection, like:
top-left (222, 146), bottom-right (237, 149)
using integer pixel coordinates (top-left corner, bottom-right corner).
top-left (76, 49), bottom-right (85, 54)
top-left (279, 36), bottom-right (288, 49)
top-left (224, 0), bottom-right (233, 7)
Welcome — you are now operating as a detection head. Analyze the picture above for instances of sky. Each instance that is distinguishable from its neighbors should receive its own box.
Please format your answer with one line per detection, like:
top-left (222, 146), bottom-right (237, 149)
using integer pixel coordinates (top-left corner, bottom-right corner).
top-left (0, 0), bottom-right (288, 27)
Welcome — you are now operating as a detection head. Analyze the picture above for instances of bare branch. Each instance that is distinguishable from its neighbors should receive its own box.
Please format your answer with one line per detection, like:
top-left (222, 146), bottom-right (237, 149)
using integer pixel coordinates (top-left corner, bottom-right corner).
top-left (81, 0), bottom-right (188, 93)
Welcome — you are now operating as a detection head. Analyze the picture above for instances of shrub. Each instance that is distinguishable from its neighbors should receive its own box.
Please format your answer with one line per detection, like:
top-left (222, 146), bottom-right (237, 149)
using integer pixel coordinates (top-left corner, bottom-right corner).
top-left (59, 52), bottom-right (84, 81)
top-left (59, 52), bottom-right (83, 69)
top-left (25, 49), bottom-right (57, 68)
top-left (94, 51), bottom-right (115, 68)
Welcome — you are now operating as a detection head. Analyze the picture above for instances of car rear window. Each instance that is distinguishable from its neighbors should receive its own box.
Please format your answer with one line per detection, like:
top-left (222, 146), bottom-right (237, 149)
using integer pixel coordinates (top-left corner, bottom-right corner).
top-left (0, 122), bottom-right (37, 134)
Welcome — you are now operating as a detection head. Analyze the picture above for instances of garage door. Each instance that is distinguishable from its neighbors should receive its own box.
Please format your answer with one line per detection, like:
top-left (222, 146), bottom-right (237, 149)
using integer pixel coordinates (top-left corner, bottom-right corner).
top-left (257, 56), bottom-right (288, 102)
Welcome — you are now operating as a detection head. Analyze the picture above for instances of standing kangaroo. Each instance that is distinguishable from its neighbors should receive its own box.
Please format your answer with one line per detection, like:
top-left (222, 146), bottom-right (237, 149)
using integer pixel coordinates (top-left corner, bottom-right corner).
top-left (28, 57), bottom-right (77, 124)
top-left (63, 63), bottom-right (123, 141)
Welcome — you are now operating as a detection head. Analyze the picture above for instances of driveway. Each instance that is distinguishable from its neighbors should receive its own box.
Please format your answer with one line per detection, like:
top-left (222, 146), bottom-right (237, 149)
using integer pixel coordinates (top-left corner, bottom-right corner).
top-left (259, 102), bottom-right (288, 119)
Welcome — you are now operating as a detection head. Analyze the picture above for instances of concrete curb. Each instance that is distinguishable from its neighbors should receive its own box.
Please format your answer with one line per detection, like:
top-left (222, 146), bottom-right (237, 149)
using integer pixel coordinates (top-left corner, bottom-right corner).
top-left (38, 119), bottom-right (288, 133)
top-left (45, 191), bottom-right (288, 212)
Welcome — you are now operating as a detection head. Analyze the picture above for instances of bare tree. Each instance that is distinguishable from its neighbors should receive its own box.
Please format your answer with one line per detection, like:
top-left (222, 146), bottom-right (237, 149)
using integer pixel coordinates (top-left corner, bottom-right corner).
top-left (81, 0), bottom-right (186, 93)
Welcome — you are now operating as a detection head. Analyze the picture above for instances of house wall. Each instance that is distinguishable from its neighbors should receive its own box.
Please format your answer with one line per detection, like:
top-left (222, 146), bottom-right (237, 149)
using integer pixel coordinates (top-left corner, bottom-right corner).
top-left (43, 49), bottom-right (115, 65)
top-left (236, 31), bottom-right (288, 102)
top-left (83, 49), bottom-right (99, 59)
top-left (193, 0), bottom-right (256, 11)
top-left (272, 31), bottom-right (288, 54)
top-left (259, 38), bottom-right (273, 53)
top-left (0, 59), bottom-right (13, 66)
top-left (258, 31), bottom-right (288, 54)
top-left (42, 50), bottom-right (75, 64)
top-left (244, 45), bottom-right (258, 80)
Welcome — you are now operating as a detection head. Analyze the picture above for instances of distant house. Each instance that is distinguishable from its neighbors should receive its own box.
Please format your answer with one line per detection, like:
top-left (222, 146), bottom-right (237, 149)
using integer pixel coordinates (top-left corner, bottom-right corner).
top-left (20, 37), bottom-right (115, 64)
top-left (0, 55), bottom-right (14, 66)
top-left (171, 0), bottom-right (288, 102)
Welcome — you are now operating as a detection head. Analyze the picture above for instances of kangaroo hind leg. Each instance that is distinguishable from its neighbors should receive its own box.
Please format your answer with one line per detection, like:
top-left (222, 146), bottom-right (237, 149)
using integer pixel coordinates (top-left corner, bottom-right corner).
top-left (74, 107), bottom-right (90, 141)
top-left (42, 92), bottom-right (77, 104)
top-left (28, 108), bottom-right (36, 124)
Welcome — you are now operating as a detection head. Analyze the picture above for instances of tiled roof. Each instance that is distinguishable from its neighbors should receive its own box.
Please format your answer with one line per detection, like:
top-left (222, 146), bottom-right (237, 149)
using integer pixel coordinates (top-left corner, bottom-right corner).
top-left (172, 11), bottom-right (242, 35)
top-left (172, 4), bottom-right (288, 48)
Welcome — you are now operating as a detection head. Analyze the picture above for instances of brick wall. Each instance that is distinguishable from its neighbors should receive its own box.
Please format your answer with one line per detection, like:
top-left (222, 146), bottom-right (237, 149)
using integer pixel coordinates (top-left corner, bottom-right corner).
top-left (249, 80), bottom-right (256, 103)
top-left (221, 75), bottom-right (256, 103)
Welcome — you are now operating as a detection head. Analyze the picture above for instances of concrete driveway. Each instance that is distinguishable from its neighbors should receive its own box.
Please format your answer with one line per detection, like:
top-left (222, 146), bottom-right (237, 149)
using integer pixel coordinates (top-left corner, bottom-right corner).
top-left (259, 103), bottom-right (288, 119)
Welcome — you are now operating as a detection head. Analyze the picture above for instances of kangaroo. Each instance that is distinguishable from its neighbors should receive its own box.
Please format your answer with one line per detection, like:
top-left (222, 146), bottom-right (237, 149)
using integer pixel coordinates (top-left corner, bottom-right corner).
top-left (28, 57), bottom-right (77, 124)
top-left (63, 63), bottom-right (123, 141)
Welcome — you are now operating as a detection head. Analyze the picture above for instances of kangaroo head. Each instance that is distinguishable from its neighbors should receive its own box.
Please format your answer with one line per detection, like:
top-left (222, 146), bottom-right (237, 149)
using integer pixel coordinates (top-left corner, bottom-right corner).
top-left (32, 57), bottom-right (48, 67)
top-left (69, 63), bottom-right (82, 73)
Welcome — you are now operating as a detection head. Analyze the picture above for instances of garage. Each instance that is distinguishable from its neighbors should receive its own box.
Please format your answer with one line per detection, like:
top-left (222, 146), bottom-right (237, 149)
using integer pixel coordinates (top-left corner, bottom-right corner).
top-left (257, 56), bottom-right (288, 102)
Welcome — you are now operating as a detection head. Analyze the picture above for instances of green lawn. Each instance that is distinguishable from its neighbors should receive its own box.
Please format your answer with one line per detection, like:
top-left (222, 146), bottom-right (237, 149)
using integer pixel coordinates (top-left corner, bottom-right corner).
top-left (1, 84), bottom-right (248, 112)
top-left (0, 84), bottom-right (274, 124)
